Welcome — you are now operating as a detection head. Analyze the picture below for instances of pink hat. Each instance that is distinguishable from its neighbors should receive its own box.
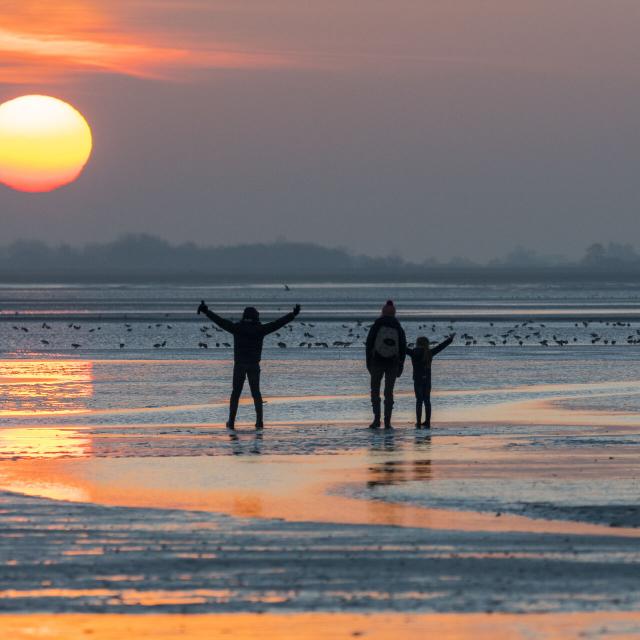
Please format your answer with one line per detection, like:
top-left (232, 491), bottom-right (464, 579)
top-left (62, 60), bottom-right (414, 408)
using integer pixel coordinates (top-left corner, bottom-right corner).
top-left (381, 300), bottom-right (396, 317)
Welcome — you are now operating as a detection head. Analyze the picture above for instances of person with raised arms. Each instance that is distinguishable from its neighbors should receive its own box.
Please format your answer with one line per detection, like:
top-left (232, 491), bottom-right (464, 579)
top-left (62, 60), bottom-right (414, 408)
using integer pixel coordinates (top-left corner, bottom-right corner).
top-left (406, 333), bottom-right (455, 429)
top-left (197, 300), bottom-right (301, 430)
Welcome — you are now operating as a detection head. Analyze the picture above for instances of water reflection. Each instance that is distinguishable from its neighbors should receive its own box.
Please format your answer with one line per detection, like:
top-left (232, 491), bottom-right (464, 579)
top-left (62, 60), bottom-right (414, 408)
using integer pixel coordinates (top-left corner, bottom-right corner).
top-left (367, 459), bottom-right (432, 488)
top-left (367, 434), bottom-right (432, 488)
top-left (369, 430), bottom-right (396, 452)
top-left (0, 427), bottom-right (90, 459)
top-left (0, 359), bottom-right (93, 418)
top-left (228, 431), bottom-right (264, 456)
top-left (0, 360), bottom-right (93, 458)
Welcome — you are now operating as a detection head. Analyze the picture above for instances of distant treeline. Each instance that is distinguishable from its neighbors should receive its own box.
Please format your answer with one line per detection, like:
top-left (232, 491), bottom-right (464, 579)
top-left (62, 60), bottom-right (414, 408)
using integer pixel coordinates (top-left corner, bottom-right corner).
top-left (0, 235), bottom-right (639, 283)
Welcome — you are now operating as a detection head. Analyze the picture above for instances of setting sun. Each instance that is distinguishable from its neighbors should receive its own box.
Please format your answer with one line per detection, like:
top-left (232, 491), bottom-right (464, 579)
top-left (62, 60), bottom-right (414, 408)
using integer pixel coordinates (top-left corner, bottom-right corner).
top-left (0, 94), bottom-right (92, 193)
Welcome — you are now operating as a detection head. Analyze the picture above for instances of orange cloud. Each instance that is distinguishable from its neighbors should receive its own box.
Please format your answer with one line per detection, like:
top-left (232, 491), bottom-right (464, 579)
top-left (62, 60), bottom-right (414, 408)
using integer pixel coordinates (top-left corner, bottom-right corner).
top-left (0, 0), bottom-right (293, 83)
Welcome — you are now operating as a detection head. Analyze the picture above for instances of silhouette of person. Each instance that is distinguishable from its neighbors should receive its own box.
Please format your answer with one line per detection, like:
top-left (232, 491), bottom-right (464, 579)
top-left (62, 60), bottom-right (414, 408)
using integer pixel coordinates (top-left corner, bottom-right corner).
top-left (406, 334), bottom-right (455, 429)
top-left (365, 300), bottom-right (407, 429)
top-left (197, 300), bottom-right (301, 429)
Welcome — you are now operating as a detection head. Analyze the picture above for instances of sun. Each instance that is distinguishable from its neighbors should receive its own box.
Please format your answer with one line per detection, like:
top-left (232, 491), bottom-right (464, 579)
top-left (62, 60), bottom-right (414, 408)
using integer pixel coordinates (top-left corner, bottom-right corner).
top-left (0, 95), bottom-right (92, 193)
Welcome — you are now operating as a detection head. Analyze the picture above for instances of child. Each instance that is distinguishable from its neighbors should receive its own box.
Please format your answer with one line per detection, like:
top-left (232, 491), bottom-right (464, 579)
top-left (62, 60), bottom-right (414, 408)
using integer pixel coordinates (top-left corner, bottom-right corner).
top-left (197, 300), bottom-right (301, 430)
top-left (406, 333), bottom-right (455, 429)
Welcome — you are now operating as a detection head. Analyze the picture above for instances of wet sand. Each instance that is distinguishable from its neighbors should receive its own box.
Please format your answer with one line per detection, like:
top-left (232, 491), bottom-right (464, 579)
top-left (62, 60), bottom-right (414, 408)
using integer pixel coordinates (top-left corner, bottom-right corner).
top-left (1, 443), bottom-right (639, 535)
top-left (1, 489), bottom-right (639, 616)
top-left (3, 612), bottom-right (640, 639)
top-left (2, 354), bottom-right (640, 638)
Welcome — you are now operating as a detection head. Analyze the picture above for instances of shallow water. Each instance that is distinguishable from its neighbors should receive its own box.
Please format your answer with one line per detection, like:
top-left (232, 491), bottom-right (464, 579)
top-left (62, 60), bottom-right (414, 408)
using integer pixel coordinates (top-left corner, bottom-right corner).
top-left (1, 283), bottom-right (640, 625)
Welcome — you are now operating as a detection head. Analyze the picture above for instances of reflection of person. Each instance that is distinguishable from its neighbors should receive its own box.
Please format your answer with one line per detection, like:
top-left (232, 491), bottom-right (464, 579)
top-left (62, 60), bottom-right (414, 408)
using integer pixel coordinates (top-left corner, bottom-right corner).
top-left (228, 430), bottom-right (263, 456)
top-left (406, 334), bottom-right (455, 429)
top-left (197, 300), bottom-right (301, 430)
top-left (365, 300), bottom-right (407, 430)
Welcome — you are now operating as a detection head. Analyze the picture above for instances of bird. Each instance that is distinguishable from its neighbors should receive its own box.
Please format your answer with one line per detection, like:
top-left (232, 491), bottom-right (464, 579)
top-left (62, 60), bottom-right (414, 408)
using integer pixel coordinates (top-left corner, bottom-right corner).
top-left (71, 343), bottom-right (81, 349)
top-left (40, 339), bottom-right (49, 345)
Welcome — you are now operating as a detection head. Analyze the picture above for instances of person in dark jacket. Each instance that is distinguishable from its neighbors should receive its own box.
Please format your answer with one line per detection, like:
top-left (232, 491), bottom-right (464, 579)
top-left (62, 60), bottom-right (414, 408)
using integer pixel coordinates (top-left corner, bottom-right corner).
top-left (197, 300), bottom-right (301, 429)
top-left (406, 333), bottom-right (455, 429)
top-left (365, 300), bottom-right (407, 429)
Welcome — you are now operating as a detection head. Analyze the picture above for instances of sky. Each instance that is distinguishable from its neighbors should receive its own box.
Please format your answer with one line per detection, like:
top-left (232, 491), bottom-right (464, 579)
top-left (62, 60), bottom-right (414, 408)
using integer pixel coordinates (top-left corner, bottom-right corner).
top-left (1, 0), bottom-right (640, 261)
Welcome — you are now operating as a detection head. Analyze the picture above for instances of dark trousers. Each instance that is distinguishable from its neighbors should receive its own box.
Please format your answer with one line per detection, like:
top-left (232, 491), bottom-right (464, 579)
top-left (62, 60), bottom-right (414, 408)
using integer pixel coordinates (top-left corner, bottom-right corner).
top-left (229, 363), bottom-right (263, 425)
top-left (370, 359), bottom-right (398, 424)
top-left (414, 377), bottom-right (431, 425)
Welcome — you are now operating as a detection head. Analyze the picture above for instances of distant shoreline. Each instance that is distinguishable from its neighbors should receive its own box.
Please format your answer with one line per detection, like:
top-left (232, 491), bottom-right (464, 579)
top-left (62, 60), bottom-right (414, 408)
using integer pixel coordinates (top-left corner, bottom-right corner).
top-left (2, 268), bottom-right (640, 285)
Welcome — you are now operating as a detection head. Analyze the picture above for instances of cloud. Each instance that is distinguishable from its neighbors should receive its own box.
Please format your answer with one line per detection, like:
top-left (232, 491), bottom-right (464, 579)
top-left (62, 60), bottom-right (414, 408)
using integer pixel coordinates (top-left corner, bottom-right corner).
top-left (0, 0), bottom-right (294, 83)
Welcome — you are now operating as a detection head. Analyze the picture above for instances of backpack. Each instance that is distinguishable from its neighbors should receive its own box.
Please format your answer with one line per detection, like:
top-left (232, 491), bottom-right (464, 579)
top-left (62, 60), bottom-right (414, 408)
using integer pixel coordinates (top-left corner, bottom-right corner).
top-left (373, 324), bottom-right (400, 359)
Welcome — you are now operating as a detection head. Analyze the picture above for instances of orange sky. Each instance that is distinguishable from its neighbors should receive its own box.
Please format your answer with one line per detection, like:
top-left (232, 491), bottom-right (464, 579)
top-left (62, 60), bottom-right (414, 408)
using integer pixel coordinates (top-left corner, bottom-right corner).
top-left (0, 0), bottom-right (293, 82)
top-left (3, 0), bottom-right (640, 83)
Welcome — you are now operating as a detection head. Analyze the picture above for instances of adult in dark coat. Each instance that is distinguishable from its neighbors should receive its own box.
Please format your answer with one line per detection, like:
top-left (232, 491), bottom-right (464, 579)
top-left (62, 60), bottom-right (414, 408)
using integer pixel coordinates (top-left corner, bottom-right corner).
top-left (197, 300), bottom-right (301, 429)
top-left (365, 300), bottom-right (407, 429)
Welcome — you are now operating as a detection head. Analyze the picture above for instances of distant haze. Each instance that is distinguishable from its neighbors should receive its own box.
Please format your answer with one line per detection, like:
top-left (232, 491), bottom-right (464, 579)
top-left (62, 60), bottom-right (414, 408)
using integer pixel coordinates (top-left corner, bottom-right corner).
top-left (1, 235), bottom-right (640, 283)
top-left (1, 1), bottom-right (640, 261)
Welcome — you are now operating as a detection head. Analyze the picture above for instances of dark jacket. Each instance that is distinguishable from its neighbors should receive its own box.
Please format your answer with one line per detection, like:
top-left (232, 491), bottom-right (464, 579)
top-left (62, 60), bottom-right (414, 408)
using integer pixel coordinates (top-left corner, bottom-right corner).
top-left (203, 310), bottom-right (295, 365)
top-left (366, 316), bottom-right (407, 373)
top-left (406, 335), bottom-right (454, 381)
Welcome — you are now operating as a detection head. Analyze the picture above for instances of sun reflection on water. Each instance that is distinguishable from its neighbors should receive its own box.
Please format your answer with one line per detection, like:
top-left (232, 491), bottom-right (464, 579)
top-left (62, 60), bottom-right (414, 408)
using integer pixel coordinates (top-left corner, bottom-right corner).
top-left (0, 360), bottom-right (93, 460)
top-left (0, 359), bottom-right (93, 417)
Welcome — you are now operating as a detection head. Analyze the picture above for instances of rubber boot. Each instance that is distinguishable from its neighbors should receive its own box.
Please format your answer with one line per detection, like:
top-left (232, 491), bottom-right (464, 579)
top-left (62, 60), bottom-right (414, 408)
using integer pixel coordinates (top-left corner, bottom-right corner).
top-left (384, 400), bottom-right (394, 430)
top-left (227, 395), bottom-right (239, 430)
top-left (254, 397), bottom-right (264, 430)
top-left (369, 398), bottom-right (381, 429)
top-left (422, 401), bottom-right (431, 429)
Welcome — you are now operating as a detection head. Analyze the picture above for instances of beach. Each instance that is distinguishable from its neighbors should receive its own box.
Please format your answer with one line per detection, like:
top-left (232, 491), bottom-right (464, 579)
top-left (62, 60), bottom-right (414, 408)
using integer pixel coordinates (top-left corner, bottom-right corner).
top-left (1, 283), bottom-right (640, 638)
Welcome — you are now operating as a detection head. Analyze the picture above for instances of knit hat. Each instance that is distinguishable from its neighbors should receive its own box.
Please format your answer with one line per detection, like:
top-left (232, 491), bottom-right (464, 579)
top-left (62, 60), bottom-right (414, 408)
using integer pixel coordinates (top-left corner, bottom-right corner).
top-left (242, 306), bottom-right (260, 321)
top-left (381, 300), bottom-right (396, 317)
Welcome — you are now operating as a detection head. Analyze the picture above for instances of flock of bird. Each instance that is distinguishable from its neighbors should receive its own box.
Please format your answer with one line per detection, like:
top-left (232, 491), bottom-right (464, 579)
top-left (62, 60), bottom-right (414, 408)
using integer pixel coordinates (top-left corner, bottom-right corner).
top-left (4, 318), bottom-right (640, 351)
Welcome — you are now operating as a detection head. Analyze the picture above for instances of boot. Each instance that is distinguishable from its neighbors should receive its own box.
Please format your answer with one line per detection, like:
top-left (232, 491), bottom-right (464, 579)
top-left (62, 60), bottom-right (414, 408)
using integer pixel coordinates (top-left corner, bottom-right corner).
top-left (254, 396), bottom-right (264, 430)
top-left (227, 395), bottom-right (239, 430)
top-left (422, 401), bottom-right (431, 429)
top-left (369, 398), bottom-right (381, 429)
top-left (384, 400), bottom-right (394, 430)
